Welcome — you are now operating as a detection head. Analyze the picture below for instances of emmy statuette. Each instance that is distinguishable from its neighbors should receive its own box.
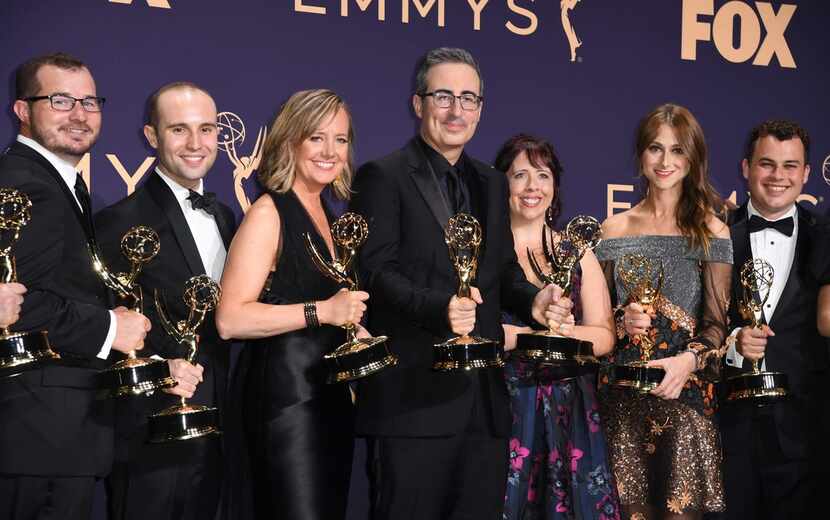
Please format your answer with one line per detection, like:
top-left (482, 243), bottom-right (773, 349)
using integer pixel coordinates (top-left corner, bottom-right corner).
top-left (608, 254), bottom-right (666, 392)
top-left (147, 275), bottom-right (222, 442)
top-left (92, 226), bottom-right (175, 397)
top-left (515, 214), bottom-right (601, 370)
top-left (724, 258), bottom-right (788, 402)
top-left (433, 213), bottom-right (503, 371)
top-left (0, 188), bottom-right (58, 377)
top-left (305, 212), bottom-right (397, 383)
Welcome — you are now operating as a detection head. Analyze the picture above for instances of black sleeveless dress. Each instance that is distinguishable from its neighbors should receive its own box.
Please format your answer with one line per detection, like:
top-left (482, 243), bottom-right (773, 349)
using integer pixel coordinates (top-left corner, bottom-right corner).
top-left (241, 190), bottom-right (354, 519)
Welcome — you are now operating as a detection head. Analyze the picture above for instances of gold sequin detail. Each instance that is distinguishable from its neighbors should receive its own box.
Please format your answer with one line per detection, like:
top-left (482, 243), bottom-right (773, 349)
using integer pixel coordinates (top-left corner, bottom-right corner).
top-left (648, 417), bottom-right (671, 436)
top-left (667, 484), bottom-right (694, 514)
top-left (654, 295), bottom-right (696, 335)
top-left (599, 389), bottom-right (725, 513)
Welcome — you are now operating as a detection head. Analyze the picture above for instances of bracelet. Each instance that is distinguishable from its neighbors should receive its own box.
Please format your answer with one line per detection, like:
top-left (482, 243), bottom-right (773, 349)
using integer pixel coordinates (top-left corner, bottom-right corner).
top-left (304, 301), bottom-right (320, 329)
top-left (681, 342), bottom-right (706, 371)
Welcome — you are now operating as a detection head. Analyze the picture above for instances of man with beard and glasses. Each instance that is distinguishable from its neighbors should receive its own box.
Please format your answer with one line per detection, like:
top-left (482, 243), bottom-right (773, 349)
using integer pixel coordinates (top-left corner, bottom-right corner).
top-left (350, 47), bottom-right (564, 519)
top-left (0, 52), bottom-right (150, 519)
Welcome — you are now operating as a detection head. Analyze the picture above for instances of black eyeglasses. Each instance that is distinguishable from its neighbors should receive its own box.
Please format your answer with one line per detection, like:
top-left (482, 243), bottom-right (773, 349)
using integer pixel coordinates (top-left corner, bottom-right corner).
top-left (23, 94), bottom-right (105, 113)
top-left (419, 90), bottom-right (482, 111)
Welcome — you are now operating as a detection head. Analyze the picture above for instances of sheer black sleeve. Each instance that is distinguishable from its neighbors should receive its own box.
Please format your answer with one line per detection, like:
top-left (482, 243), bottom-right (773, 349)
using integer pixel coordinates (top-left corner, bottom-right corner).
top-left (684, 259), bottom-right (732, 380)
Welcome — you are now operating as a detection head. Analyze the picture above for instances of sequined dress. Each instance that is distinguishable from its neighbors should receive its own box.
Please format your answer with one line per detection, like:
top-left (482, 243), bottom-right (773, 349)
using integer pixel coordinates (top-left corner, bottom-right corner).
top-left (594, 236), bottom-right (732, 515)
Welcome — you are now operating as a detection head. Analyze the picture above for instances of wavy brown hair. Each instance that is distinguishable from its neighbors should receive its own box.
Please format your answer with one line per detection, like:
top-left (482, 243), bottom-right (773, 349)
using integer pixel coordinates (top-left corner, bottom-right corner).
top-left (636, 103), bottom-right (724, 254)
top-left (258, 89), bottom-right (354, 200)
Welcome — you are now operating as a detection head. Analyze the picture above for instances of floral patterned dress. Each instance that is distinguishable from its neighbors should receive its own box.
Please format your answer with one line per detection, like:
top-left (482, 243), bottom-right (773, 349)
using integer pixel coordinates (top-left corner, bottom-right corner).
top-left (503, 269), bottom-right (621, 520)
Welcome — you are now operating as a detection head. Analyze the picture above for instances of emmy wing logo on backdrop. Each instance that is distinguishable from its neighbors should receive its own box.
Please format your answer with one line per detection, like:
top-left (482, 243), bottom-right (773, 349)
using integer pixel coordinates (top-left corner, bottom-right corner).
top-left (216, 112), bottom-right (267, 213)
top-left (560, 0), bottom-right (583, 62)
top-left (295, 0), bottom-right (585, 62)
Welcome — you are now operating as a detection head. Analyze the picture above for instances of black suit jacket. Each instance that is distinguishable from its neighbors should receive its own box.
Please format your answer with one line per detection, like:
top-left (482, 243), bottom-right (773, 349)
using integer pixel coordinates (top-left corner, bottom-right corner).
top-left (350, 137), bottom-right (538, 437)
top-left (721, 203), bottom-right (829, 458)
top-left (93, 171), bottom-right (235, 417)
top-left (0, 141), bottom-right (114, 477)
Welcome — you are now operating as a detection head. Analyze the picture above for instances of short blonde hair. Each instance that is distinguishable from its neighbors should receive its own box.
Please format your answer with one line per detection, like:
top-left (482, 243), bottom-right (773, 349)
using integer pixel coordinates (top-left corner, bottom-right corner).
top-left (258, 89), bottom-right (354, 200)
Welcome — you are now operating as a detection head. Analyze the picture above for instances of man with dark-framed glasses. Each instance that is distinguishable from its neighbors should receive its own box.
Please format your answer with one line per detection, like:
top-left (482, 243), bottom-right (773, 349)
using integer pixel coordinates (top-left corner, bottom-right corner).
top-left (351, 47), bottom-right (559, 519)
top-left (0, 52), bottom-right (150, 519)
top-left (21, 93), bottom-right (106, 113)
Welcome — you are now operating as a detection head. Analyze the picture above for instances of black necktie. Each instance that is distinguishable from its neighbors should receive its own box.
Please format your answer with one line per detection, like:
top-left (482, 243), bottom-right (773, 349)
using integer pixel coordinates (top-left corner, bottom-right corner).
top-left (748, 214), bottom-right (794, 237)
top-left (74, 174), bottom-right (92, 216)
top-left (188, 190), bottom-right (218, 216)
top-left (446, 166), bottom-right (468, 214)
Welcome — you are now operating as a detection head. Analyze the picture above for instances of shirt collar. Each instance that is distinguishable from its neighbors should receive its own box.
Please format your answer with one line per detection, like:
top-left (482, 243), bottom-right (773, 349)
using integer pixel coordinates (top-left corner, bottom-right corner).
top-left (747, 199), bottom-right (797, 222)
top-left (16, 134), bottom-right (79, 188)
top-left (418, 136), bottom-right (466, 178)
top-left (155, 167), bottom-right (204, 205)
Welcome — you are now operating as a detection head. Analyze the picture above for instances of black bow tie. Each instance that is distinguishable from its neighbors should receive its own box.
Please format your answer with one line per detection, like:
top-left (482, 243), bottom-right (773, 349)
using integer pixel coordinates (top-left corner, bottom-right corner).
top-left (748, 214), bottom-right (794, 237)
top-left (187, 190), bottom-right (218, 216)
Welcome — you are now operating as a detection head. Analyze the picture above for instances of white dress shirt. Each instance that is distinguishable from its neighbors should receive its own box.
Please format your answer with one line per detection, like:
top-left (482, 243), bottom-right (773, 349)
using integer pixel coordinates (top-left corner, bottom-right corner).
top-left (16, 134), bottom-right (117, 360)
top-left (155, 168), bottom-right (227, 282)
top-left (725, 199), bottom-right (798, 370)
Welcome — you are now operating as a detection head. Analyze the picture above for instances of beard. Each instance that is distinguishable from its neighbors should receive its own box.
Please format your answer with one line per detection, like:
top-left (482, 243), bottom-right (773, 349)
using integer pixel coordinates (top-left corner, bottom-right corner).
top-left (30, 119), bottom-right (98, 163)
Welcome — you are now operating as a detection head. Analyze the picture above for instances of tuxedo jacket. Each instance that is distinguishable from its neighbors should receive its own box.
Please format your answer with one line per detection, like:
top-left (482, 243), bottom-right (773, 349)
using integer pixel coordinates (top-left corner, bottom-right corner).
top-left (0, 141), bottom-right (114, 477)
top-left (350, 137), bottom-right (538, 438)
top-left (721, 203), bottom-right (829, 458)
top-left (93, 171), bottom-right (235, 419)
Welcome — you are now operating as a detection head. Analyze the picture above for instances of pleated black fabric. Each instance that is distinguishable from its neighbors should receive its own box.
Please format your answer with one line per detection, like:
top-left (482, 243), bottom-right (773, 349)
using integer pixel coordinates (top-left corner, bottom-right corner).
top-left (241, 190), bottom-right (354, 519)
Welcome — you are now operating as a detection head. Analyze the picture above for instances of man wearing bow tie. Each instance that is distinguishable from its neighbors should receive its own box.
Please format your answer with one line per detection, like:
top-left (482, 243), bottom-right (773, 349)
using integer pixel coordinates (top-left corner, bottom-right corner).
top-left (94, 82), bottom-right (236, 520)
top-left (0, 53), bottom-right (150, 519)
top-left (721, 120), bottom-right (827, 519)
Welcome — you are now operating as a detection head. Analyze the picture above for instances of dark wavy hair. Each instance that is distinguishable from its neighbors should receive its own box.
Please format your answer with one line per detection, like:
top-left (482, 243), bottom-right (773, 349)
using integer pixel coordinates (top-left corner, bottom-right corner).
top-left (494, 134), bottom-right (564, 226)
top-left (635, 103), bottom-right (724, 254)
top-left (15, 52), bottom-right (87, 100)
top-left (744, 119), bottom-right (810, 163)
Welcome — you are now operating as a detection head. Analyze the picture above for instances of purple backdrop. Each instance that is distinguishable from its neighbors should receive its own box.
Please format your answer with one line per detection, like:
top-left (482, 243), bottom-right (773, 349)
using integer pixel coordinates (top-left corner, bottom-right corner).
top-left (2, 1), bottom-right (829, 518)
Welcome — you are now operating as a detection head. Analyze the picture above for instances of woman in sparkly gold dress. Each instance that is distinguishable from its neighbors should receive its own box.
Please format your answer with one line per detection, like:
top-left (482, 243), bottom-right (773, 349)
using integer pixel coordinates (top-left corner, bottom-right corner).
top-left (594, 104), bottom-right (732, 519)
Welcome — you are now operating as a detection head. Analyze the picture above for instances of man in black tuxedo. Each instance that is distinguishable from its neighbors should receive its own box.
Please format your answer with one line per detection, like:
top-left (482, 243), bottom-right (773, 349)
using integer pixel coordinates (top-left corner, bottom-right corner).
top-left (721, 120), bottom-right (827, 519)
top-left (0, 283), bottom-right (25, 328)
top-left (0, 53), bottom-right (150, 519)
top-left (94, 82), bottom-right (235, 520)
top-left (351, 48), bottom-right (563, 519)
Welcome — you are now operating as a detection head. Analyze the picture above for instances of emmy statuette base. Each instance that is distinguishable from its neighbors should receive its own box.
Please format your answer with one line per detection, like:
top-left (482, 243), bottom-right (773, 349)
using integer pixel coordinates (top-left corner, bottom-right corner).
top-left (147, 404), bottom-right (221, 443)
top-left (724, 370), bottom-right (789, 403)
top-left (0, 330), bottom-right (59, 378)
top-left (323, 335), bottom-right (397, 383)
top-left (515, 332), bottom-right (597, 368)
top-left (433, 336), bottom-right (504, 371)
top-left (98, 357), bottom-right (176, 398)
top-left (607, 363), bottom-right (665, 393)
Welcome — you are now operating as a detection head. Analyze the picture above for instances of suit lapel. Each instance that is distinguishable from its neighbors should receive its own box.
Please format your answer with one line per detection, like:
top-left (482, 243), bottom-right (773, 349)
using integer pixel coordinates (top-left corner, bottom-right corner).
top-left (145, 171), bottom-right (206, 276)
top-left (768, 206), bottom-right (813, 326)
top-left (730, 205), bottom-right (752, 325)
top-left (473, 162), bottom-right (492, 262)
top-left (406, 139), bottom-right (451, 231)
top-left (214, 205), bottom-right (235, 250)
top-left (7, 142), bottom-right (94, 243)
